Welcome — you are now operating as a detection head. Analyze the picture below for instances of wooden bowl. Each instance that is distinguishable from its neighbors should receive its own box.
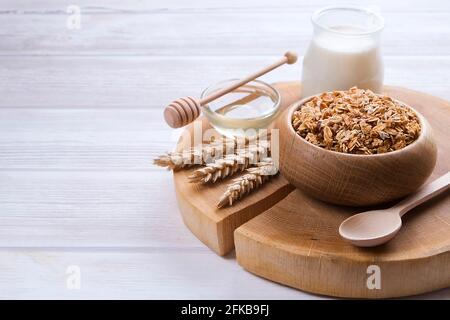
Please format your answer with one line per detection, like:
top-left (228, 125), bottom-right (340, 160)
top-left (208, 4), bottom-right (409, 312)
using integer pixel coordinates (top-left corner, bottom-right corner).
top-left (278, 96), bottom-right (437, 206)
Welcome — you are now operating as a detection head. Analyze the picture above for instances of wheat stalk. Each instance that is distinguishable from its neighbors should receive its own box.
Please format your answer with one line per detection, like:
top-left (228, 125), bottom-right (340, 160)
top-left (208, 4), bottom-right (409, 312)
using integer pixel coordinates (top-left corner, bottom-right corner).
top-left (154, 132), bottom-right (271, 171)
top-left (217, 159), bottom-right (278, 208)
top-left (153, 152), bottom-right (199, 170)
top-left (153, 139), bottom-right (231, 170)
top-left (188, 144), bottom-right (270, 183)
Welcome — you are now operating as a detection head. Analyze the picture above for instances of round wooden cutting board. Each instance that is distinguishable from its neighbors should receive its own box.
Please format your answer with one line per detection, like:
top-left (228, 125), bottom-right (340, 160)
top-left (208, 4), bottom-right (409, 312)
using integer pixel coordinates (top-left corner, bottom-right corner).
top-left (173, 82), bottom-right (300, 255)
top-left (174, 82), bottom-right (450, 298)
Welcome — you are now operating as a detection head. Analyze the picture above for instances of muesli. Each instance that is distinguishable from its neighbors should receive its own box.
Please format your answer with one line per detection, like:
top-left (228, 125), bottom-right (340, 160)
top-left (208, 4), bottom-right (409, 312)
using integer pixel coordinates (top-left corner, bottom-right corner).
top-left (292, 87), bottom-right (421, 154)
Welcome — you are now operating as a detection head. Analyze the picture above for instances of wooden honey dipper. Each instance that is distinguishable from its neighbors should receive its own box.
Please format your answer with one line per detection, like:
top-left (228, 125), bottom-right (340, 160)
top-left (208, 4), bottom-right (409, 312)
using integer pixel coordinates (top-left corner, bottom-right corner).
top-left (164, 51), bottom-right (298, 128)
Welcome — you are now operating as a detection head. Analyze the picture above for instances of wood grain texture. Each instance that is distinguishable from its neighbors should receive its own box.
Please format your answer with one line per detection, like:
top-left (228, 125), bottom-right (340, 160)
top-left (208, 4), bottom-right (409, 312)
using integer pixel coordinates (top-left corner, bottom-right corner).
top-left (1, 56), bottom-right (450, 109)
top-left (0, 249), bottom-right (315, 299)
top-left (278, 90), bottom-right (437, 206)
top-left (3, 0), bottom-right (450, 12)
top-left (339, 172), bottom-right (450, 247)
top-left (0, 0), bottom-right (449, 299)
top-left (173, 82), bottom-right (299, 255)
top-left (235, 86), bottom-right (450, 298)
top-left (1, 7), bottom-right (450, 55)
top-left (235, 189), bottom-right (450, 298)
top-left (0, 108), bottom-right (177, 170)
top-left (0, 170), bottom-right (205, 248)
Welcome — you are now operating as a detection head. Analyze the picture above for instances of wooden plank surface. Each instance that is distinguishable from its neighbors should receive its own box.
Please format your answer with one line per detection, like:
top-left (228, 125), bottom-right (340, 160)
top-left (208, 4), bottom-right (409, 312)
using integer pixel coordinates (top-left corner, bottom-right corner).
top-left (0, 12), bottom-right (449, 56)
top-left (0, 249), bottom-right (305, 299)
top-left (0, 248), bottom-right (449, 300)
top-left (1, 56), bottom-right (450, 108)
top-left (235, 86), bottom-right (450, 298)
top-left (0, 0), bottom-right (449, 299)
top-left (0, 0), bottom-right (449, 56)
top-left (0, 170), bottom-right (203, 247)
top-left (2, 0), bottom-right (450, 12)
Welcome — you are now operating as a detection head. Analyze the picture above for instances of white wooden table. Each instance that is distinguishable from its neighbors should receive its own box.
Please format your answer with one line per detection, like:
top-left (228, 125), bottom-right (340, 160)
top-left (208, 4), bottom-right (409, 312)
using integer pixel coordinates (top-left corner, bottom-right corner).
top-left (0, 0), bottom-right (449, 299)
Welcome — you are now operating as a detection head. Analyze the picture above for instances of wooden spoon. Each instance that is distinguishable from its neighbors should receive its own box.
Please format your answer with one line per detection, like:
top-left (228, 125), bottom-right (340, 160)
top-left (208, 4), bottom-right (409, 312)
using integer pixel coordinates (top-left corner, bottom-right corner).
top-left (339, 171), bottom-right (450, 247)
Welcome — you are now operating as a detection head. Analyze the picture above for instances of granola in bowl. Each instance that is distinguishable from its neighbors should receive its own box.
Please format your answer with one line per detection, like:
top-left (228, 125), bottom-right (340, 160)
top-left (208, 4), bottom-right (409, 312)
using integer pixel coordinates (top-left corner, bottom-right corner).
top-left (292, 87), bottom-right (421, 154)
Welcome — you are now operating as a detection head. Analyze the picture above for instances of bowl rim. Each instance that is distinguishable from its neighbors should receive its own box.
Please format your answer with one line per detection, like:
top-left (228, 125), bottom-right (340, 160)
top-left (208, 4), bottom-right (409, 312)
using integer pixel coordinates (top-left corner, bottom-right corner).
top-left (285, 93), bottom-right (429, 158)
top-left (201, 78), bottom-right (281, 122)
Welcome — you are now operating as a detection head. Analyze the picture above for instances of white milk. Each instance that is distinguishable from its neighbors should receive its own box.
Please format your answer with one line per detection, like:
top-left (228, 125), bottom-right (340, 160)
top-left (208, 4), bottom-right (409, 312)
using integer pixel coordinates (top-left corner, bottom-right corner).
top-left (301, 25), bottom-right (384, 97)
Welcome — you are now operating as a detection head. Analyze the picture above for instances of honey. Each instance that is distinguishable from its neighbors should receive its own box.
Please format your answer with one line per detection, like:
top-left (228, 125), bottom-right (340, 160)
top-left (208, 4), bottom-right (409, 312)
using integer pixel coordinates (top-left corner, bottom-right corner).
top-left (201, 79), bottom-right (280, 137)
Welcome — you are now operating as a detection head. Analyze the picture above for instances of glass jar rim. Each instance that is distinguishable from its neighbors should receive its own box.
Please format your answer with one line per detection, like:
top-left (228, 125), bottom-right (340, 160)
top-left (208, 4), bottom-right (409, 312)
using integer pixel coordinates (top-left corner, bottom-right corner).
top-left (200, 78), bottom-right (281, 122)
top-left (311, 6), bottom-right (384, 36)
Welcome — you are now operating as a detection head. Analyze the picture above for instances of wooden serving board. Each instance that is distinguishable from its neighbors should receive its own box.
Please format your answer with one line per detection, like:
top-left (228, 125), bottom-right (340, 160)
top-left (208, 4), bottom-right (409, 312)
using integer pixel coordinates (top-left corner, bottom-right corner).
top-left (174, 82), bottom-right (300, 255)
top-left (174, 82), bottom-right (450, 298)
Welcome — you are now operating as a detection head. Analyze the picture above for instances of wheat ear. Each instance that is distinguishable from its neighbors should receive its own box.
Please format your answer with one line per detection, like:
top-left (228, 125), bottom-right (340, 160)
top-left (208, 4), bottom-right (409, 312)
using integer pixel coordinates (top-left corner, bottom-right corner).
top-left (153, 140), bottom-right (231, 170)
top-left (154, 132), bottom-right (271, 171)
top-left (188, 143), bottom-right (270, 183)
top-left (153, 150), bottom-right (202, 171)
top-left (217, 159), bottom-right (278, 208)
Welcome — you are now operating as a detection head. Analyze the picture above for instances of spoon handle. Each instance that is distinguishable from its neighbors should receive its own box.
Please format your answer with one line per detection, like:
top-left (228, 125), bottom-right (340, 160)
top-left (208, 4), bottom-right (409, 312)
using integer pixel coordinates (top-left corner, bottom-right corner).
top-left (393, 172), bottom-right (450, 216)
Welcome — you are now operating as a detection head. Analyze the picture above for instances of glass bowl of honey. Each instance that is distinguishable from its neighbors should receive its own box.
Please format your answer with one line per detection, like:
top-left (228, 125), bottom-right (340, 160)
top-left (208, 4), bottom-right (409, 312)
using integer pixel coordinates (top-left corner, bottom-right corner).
top-left (201, 79), bottom-right (281, 137)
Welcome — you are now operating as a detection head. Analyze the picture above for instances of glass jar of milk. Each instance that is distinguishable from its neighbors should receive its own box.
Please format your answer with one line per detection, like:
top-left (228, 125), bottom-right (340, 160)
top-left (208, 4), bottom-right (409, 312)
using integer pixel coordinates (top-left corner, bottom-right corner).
top-left (302, 6), bottom-right (384, 97)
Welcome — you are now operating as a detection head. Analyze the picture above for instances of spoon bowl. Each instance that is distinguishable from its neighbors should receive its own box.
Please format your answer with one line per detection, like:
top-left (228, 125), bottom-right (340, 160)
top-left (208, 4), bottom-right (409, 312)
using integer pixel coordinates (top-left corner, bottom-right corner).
top-left (339, 210), bottom-right (402, 247)
top-left (339, 172), bottom-right (450, 247)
